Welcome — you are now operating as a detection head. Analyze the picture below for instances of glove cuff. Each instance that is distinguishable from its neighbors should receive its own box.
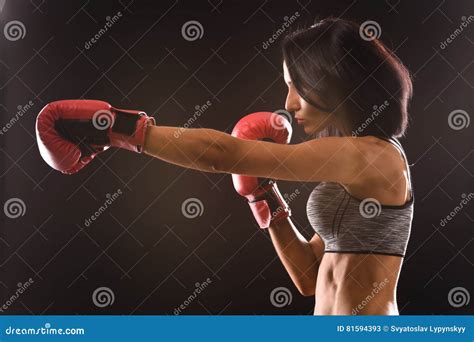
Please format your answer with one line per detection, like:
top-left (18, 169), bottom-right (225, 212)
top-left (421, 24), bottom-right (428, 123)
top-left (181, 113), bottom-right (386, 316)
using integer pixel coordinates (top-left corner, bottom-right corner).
top-left (248, 180), bottom-right (291, 229)
top-left (110, 109), bottom-right (156, 153)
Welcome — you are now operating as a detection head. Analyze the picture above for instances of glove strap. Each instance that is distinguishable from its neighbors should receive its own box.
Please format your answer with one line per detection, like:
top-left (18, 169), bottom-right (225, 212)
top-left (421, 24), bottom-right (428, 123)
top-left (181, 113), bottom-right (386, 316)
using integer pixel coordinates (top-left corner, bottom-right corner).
top-left (110, 109), bottom-right (156, 153)
top-left (248, 180), bottom-right (291, 229)
top-left (54, 109), bottom-right (155, 155)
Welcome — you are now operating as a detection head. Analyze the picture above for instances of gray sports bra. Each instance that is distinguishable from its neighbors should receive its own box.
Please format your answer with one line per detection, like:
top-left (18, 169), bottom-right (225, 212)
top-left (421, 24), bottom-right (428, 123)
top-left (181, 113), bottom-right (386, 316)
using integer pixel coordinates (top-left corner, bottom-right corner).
top-left (306, 136), bottom-right (414, 257)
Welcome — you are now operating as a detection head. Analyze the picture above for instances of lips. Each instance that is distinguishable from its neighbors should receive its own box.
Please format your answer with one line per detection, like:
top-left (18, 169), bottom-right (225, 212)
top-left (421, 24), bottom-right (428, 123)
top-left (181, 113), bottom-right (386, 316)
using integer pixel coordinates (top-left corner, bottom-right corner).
top-left (295, 117), bottom-right (305, 125)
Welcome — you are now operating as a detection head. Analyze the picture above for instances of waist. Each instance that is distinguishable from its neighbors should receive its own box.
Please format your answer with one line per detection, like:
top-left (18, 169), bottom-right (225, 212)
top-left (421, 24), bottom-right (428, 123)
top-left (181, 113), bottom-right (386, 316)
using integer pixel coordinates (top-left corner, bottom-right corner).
top-left (314, 252), bottom-right (401, 314)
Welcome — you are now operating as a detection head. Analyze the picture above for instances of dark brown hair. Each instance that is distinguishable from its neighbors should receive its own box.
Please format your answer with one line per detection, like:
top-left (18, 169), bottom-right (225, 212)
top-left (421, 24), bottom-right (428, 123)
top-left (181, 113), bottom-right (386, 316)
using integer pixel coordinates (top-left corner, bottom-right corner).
top-left (282, 17), bottom-right (413, 138)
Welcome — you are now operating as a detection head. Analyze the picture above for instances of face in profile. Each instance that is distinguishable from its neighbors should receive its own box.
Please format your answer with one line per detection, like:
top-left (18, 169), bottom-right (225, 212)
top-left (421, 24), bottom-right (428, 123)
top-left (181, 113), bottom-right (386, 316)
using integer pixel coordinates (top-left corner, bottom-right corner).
top-left (283, 61), bottom-right (336, 137)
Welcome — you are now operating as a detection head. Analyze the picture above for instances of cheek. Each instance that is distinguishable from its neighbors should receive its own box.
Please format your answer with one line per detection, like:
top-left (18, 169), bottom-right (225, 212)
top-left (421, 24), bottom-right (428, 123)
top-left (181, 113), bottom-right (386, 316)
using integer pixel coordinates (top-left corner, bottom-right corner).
top-left (299, 102), bottom-right (313, 115)
top-left (300, 105), bottom-right (321, 120)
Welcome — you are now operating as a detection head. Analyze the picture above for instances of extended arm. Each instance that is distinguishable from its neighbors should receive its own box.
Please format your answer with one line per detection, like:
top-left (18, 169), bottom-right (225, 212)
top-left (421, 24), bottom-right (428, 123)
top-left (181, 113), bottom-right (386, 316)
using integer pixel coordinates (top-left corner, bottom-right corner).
top-left (143, 126), bottom-right (227, 173)
top-left (143, 125), bottom-right (369, 184)
top-left (36, 99), bottom-right (369, 184)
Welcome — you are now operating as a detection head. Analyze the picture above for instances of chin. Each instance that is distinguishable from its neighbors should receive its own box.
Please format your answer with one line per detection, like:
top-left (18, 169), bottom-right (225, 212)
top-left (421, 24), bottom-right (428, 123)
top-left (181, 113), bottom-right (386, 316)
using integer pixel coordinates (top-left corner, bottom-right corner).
top-left (304, 122), bottom-right (334, 137)
top-left (303, 124), bottom-right (318, 136)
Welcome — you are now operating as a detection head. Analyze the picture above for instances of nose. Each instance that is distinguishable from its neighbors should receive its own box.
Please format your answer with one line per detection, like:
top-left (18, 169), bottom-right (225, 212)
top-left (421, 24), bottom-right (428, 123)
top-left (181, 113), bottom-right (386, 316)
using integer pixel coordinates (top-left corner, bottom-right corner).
top-left (285, 87), bottom-right (301, 113)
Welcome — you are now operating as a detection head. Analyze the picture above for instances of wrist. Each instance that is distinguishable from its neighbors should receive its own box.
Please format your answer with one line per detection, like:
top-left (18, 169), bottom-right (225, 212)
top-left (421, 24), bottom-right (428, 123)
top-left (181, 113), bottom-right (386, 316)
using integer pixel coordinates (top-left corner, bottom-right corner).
top-left (109, 108), bottom-right (155, 153)
top-left (248, 180), bottom-right (291, 229)
top-left (142, 123), bottom-right (154, 154)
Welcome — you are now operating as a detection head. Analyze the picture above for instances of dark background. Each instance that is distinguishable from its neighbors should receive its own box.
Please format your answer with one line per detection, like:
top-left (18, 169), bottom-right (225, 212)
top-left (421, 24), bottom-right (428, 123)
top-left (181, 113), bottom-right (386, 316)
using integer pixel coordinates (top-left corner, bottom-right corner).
top-left (0, 0), bottom-right (472, 315)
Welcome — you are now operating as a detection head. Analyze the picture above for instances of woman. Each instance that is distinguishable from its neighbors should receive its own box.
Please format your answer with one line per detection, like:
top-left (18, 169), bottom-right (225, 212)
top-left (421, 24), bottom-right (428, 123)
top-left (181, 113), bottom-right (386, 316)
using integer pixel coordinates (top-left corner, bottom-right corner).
top-left (36, 17), bottom-right (414, 315)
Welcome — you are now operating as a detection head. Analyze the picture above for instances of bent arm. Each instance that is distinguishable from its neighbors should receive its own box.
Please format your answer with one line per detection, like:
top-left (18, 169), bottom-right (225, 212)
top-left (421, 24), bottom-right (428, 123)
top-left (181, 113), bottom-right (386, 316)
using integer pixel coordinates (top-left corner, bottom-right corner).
top-left (268, 217), bottom-right (324, 296)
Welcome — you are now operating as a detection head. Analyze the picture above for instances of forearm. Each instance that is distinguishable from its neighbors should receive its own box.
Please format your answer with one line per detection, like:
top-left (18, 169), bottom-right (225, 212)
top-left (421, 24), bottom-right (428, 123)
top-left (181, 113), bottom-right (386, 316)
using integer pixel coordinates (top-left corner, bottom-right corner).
top-left (143, 125), bottom-right (229, 173)
top-left (268, 217), bottom-right (319, 296)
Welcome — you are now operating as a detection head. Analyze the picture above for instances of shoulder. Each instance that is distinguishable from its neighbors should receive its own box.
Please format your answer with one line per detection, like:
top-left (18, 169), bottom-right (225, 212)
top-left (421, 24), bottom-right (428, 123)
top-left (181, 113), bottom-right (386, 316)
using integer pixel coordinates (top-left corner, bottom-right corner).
top-left (359, 136), bottom-right (406, 179)
top-left (347, 136), bottom-right (410, 204)
top-left (313, 136), bottom-right (403, 184)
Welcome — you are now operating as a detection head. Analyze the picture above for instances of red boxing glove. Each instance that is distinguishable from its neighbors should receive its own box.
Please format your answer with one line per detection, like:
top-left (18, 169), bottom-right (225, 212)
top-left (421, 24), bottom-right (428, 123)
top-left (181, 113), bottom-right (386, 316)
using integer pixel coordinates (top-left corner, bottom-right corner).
top-left (231, 112), bottom-right (293, 229)
top-left (35, 99), bottom-right (155, 174)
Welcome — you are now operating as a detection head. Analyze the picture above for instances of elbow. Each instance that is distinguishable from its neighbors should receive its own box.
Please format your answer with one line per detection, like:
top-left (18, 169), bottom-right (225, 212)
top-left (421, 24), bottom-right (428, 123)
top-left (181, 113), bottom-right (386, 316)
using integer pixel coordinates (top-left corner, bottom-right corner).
top-left (295, 270), bottom-right (318, 297)
top-left (207, 155), bottom-right (224, 173)
top-left (191, 129), bottom-right (228, 173)
top-left (208, 145), bottom-right (227, 173)
top-left (296, 283), bottom-right (316, 297)
top-left (209, 130), bottom-right (236, 173)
